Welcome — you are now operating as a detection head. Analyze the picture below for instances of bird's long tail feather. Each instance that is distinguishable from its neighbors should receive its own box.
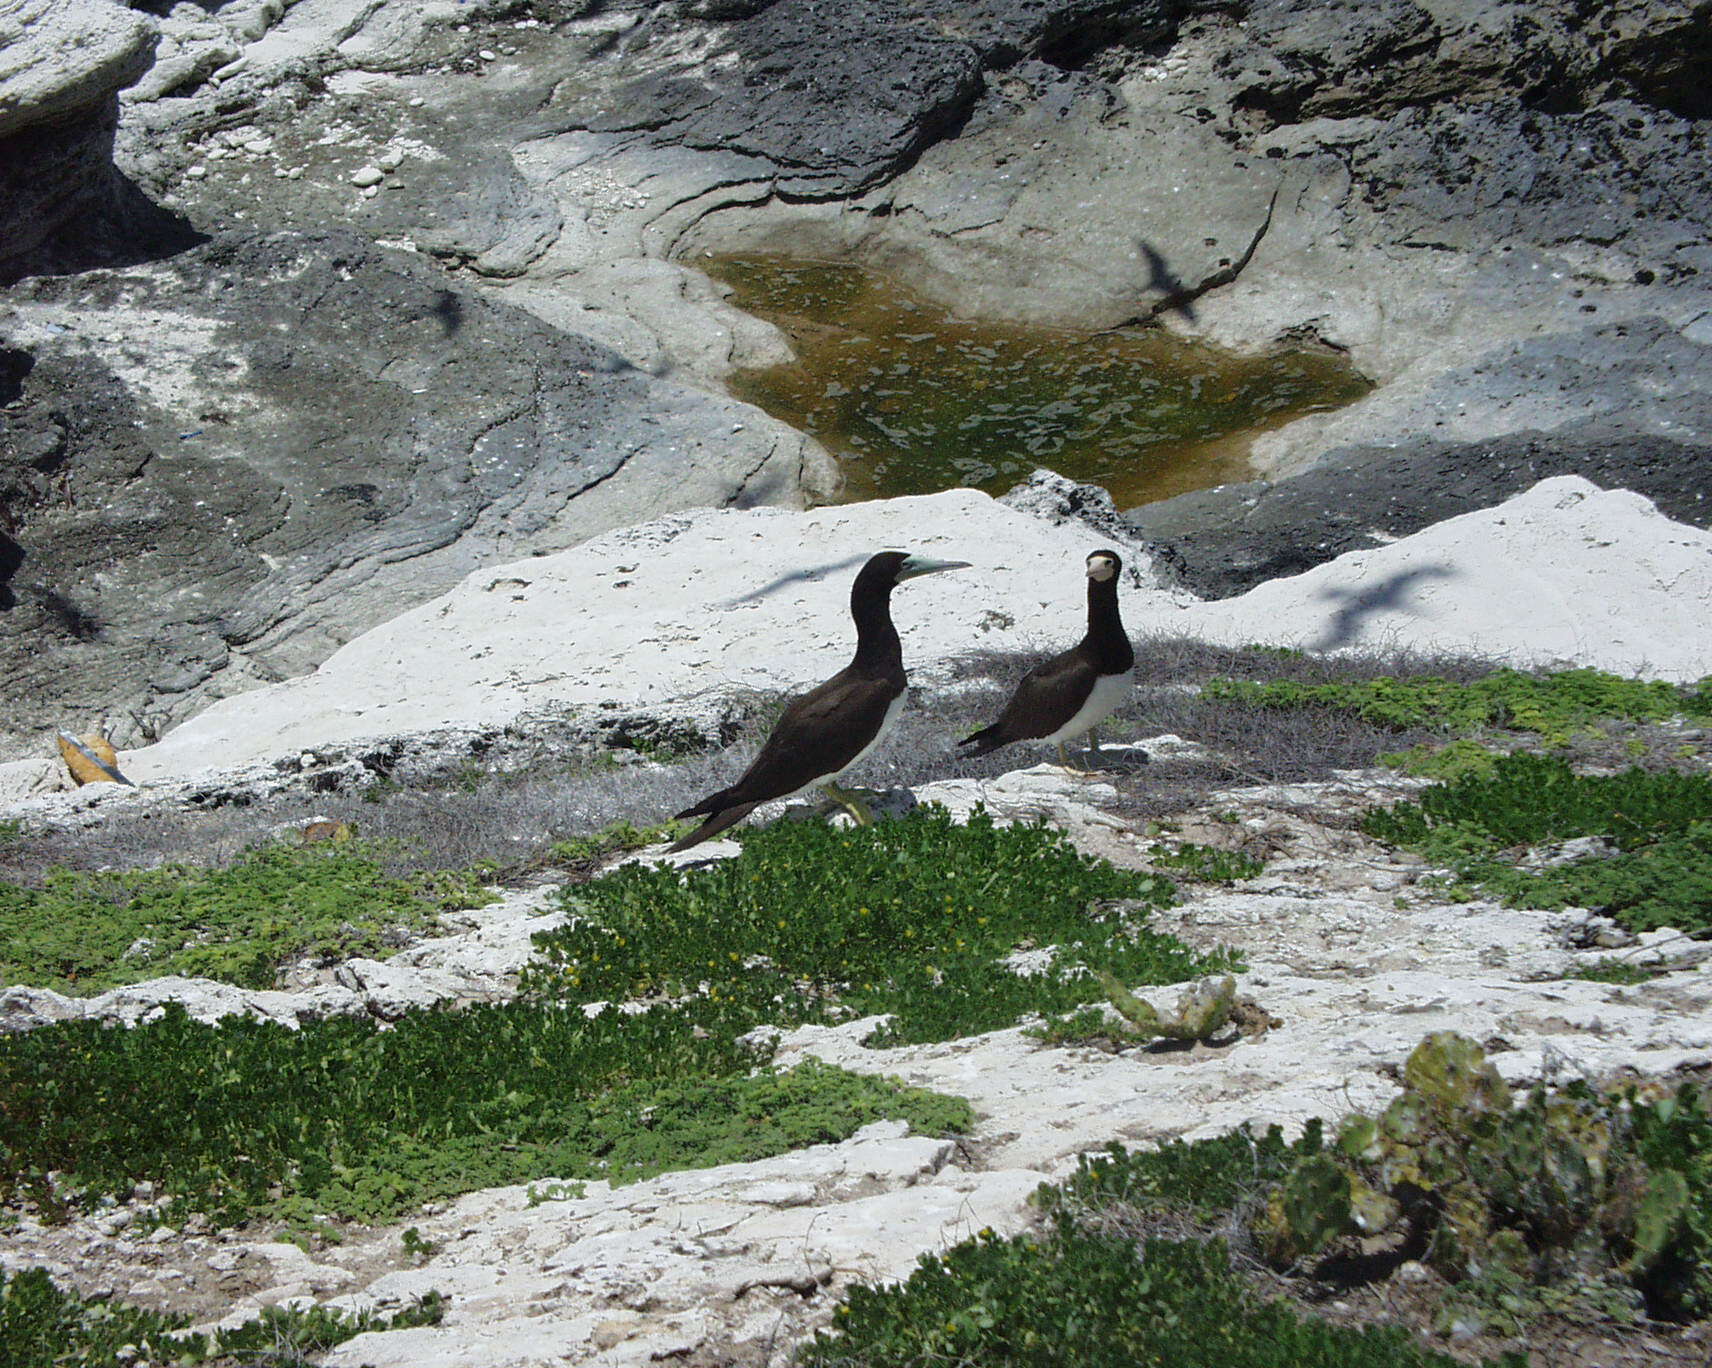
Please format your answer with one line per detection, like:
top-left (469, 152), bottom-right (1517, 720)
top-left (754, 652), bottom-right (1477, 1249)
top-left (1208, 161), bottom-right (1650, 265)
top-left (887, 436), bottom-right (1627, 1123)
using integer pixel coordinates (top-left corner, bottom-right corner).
top-left (957, 725), bottom-right (1006, 757)
top-left (667, 802), bottom-right (760, 853)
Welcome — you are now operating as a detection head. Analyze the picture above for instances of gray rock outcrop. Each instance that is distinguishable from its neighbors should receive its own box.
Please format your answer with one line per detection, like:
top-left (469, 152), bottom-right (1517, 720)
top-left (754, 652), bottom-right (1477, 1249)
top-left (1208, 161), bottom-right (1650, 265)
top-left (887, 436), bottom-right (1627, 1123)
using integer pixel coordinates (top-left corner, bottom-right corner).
top-left (0, 231), bottom-right (830, 757)
top-left (1129, 421), bottom-right (1712, 599)
top-left (4, 0), bottom-right (1711, 753)
top-left (0, 0), bottom-right (161, 280)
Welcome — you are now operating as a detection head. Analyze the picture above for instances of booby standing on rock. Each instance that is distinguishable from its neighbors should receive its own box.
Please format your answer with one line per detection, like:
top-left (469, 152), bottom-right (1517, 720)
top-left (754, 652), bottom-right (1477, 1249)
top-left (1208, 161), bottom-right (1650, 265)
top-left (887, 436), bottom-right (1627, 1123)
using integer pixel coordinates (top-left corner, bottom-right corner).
top-left (958, 548), bottom-right (1134, 770)
top-left (669, 550), bottom-right (969, 852)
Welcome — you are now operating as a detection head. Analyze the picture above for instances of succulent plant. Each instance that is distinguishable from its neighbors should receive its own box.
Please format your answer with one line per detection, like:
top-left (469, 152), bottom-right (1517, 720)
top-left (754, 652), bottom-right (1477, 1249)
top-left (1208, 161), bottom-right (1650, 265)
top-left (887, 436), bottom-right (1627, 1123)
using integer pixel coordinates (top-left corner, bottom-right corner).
top-left (1092, 971), bottom-right (1237, 1042)
top-left (1253, 1033), bottom-right (1709, 1321)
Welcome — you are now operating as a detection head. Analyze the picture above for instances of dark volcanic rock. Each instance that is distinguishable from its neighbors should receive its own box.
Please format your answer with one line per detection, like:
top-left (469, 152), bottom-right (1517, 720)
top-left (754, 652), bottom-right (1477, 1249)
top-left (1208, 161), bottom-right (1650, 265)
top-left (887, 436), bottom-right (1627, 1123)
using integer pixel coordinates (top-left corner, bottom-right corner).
top-left (0, 231), bottom-right (821, 760)
top-left (567, 0), bottom-right (1191, 196)
top-left (1128, 425), bottom-right (1712, 600)
top-left (1225, 0), bottom-right (1712, 125)
top-left (1346, 98), bottom-right (1712, 280)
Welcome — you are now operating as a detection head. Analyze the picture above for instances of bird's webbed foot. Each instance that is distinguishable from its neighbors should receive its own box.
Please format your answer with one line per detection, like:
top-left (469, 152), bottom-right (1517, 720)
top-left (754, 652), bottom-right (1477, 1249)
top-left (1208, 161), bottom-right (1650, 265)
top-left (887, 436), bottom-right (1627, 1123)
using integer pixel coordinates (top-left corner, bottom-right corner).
top-left (821, 780), bottom-right (876, 826)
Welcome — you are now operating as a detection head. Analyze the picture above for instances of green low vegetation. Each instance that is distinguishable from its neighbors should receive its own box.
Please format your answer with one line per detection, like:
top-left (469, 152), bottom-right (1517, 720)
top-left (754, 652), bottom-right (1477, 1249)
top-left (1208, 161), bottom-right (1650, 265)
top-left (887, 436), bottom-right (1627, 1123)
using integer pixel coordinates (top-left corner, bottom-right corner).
top-left (0, 1001), bottom-right (968, 1230)
top-left (0, 842), bottom-right (495, 994)
top-left (1362, 752), bottom-right (1712, 935)
top-left (1569, 958), bottom-right (1672, 986)
top-left (0, 1264), bottom-right (442, 1368)
top-left (800, 1227), bottom-right (1513, 1368)
top-left (524, 806), bottom-right (1232, 1046)
top-left (1148, 840), bottom-right (1266, 884)
top-left (1377, 738), bottom-right (1503, 781)
top-left (810, 1036), bottom-right (1701, 1362)
top-left (1049, 1035), bottom-right (1712, 1332)
top-left (1205, 668), bottom-right (1712, 744)
top-left (545, 818), bottom-right (688, 869)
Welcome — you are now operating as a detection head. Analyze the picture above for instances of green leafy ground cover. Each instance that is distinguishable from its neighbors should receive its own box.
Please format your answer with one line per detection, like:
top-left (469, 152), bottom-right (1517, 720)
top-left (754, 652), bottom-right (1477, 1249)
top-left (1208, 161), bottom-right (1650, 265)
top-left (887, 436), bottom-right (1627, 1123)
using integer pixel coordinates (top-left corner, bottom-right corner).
top-left (823, 1044), bottom-right (1702, 1366)
top-left (0, 1001), bottom-right (968, 1229)
top-left (1204, 668), bottom-right (1712, 743)
top-left (0, 1264), bottom-right (442, 1368)
top-left (1362, 753), bottom-right (1712, 935)
top-left (799, 1227), bottom-right (1514, 1368)
top-left (1048, 1035), bottom-right (1712, 1331)
top-left (1148, 840), bottom-right (1266, 884)
top-left (0, 843), bottom-right (494, 994)
top-left (545, 819), bottom-right (689, 870)
top-left (524, 806), bottom-right (1231, 1045)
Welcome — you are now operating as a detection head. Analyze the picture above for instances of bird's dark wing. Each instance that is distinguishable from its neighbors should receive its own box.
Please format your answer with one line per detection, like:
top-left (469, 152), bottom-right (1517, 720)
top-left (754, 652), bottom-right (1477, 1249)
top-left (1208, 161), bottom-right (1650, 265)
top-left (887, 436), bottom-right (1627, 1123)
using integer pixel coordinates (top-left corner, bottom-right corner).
top-left (676, 667), bottom-right (903, 819)
top-left (960, 647), bottom-right (1097, 752)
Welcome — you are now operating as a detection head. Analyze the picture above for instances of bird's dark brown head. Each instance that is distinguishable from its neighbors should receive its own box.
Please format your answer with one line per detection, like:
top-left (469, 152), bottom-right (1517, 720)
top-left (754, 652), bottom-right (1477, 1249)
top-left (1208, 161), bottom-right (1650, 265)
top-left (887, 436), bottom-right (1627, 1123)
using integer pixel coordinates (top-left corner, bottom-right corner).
top-left (859, 550), bottom-right (972, 590)
top-left (1086, 549), bottom-right (1122, 582)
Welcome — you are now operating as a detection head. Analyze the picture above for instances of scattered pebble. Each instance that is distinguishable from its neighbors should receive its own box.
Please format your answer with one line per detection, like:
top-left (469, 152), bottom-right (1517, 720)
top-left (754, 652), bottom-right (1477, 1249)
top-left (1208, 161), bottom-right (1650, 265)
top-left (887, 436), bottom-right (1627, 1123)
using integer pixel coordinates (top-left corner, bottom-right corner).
top-left (350, 166), bottom-right (385, 188)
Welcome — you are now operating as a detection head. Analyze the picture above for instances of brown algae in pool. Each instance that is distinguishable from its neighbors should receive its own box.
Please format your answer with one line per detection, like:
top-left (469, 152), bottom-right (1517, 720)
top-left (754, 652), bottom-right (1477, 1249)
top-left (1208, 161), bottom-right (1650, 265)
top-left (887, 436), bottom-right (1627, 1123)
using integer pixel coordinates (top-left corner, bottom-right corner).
top-left (703, 254), bottom-right (1372, 507)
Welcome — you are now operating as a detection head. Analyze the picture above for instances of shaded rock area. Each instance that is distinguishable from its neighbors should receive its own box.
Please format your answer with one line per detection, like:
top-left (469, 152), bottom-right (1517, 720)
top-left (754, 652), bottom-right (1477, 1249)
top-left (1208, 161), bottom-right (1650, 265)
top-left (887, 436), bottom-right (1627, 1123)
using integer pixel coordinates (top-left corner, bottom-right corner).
top-left (0, 0), bottom-right (195, 281)
top-left (0, 231), bottom-right (830, 759)
top-left (1130, 422), bottom-right (1712, 599)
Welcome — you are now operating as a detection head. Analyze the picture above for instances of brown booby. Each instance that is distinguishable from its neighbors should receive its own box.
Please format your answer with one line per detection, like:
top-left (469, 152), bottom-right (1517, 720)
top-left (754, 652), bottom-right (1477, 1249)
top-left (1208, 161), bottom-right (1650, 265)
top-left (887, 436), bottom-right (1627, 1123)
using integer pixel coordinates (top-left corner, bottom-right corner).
top-left (669, 550), bottom-right (969, 851)
top-left (957, 548), bottom-right (1134, 769)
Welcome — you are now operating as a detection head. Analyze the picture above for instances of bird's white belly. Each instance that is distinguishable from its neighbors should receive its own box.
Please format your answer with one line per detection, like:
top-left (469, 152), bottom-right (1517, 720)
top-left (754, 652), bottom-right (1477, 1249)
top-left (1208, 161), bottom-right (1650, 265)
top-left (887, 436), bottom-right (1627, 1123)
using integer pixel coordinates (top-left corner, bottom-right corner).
top-left (785, 690), bottom-right (908, 799)
top-left (1043, 671), bottom-right (1132, 744)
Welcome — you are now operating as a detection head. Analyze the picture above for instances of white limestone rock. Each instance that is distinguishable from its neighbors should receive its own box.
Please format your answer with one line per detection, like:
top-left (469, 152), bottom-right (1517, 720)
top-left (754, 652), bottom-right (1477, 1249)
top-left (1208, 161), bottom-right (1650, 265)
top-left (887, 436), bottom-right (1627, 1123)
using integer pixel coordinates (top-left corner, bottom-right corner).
top-left (76, 475), bottom-right (1712, 795)
top-left (1187, 476), bottom-right (1712, 677)
top-left (113, 489), bottom-right (1169, 785)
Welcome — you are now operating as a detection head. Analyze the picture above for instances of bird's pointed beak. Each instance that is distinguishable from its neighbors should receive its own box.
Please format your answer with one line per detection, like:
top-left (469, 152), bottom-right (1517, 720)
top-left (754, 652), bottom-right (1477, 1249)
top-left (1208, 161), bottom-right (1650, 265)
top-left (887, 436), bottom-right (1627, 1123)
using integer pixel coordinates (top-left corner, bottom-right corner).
top-left (898, 555), bottom-right (972, 580)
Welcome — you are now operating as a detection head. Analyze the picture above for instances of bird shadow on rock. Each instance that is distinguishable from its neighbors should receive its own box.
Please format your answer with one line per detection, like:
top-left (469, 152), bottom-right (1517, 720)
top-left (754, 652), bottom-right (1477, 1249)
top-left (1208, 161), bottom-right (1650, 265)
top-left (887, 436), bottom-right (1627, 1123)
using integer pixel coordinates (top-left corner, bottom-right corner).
top-left (721, 553), bottom-right (870, 606)
top-left (432, 290), bottom-right (464, 337)
top-left (1310, 564), bottom-right (1454, 652)
top-left (1139, 241), bottom-right (1199, 323)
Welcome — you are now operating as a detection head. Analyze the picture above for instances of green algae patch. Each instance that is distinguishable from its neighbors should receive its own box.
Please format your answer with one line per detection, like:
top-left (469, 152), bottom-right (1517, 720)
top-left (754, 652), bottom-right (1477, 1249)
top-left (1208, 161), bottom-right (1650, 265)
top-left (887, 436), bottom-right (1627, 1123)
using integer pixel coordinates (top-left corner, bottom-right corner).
top-left (705, 253), bottom-right (1370, 506)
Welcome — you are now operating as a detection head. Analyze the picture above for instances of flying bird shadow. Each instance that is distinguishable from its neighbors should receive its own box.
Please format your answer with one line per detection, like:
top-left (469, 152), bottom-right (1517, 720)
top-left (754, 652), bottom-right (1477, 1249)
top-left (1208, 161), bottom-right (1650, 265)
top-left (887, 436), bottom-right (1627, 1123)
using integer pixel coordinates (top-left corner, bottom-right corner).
top-left (1139, 242), bottom-right (1198, 322)
top-left (1311, 564), bottom-right (1454, 651)
top-left (432, 290), bottom-right (464, 336)
top-left (722, 554), bottom-right (870, 607)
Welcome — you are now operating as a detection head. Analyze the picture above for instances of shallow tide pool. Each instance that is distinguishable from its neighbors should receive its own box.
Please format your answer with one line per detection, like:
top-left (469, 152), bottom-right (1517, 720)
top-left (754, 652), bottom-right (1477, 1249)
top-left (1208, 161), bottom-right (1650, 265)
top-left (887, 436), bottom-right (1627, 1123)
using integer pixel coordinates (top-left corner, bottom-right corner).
top-left (703, 254), bottom-right (1371, 507)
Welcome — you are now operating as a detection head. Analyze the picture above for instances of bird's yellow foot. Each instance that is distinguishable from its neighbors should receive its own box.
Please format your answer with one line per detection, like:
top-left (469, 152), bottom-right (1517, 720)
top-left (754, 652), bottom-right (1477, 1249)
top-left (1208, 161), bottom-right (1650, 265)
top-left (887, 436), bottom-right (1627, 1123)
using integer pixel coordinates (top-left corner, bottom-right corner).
top-left (1055, 743), bottom-right (1092, 773)
top-left (821, 781), bottom-right (875, 826)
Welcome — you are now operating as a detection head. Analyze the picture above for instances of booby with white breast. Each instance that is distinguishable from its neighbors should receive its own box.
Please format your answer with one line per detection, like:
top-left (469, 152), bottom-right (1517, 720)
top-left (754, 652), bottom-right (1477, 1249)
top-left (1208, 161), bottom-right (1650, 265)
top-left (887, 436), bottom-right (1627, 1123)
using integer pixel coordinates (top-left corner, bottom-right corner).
top-left (669, 550), bottom-right (969, 852)
top-left (958, 548), bottom-right (1134, 770)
